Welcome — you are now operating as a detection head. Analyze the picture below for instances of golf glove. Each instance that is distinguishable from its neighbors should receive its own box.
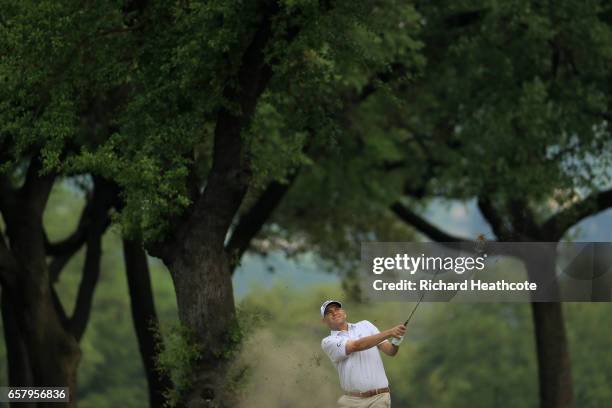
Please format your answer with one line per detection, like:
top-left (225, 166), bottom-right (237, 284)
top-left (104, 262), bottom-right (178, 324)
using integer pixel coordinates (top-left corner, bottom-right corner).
top-left (390, 336), bottom-right (404, 346)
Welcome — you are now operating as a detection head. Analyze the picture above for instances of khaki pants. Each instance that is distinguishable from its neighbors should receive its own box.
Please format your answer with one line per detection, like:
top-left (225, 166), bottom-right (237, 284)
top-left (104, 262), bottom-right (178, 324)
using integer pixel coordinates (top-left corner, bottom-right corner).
top-left (337, 392), bottom-right (391, 408)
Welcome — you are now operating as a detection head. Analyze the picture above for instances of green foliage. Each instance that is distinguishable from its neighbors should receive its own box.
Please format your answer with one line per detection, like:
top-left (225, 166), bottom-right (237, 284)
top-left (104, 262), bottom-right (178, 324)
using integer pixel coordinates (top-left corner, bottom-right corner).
top-left (150, 308), bottom-right (265, 406)
top-left (406, 0), bottom-right (612, 202)
top-left (272, 0), bottom-right (612, 255)
top-left (402, 303), bottom-right (537, 407)
top-left (566, 302), bottom-right (612, 406)
top-left (1, 0), bottom-right (425, 245)
top-left (153, 322), bottom-right (202, 408)
top-left (271, 154), bottom-right (417, 269)
top-left (0, 0), bottom-right (131, 172)
top-left (257, 2), bottom-right (426, 266)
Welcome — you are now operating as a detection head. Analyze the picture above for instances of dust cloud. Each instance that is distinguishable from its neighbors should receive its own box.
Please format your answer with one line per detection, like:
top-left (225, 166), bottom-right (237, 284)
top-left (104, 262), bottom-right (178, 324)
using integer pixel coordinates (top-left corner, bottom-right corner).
top-left (229, 328), bottom-right (341, 408)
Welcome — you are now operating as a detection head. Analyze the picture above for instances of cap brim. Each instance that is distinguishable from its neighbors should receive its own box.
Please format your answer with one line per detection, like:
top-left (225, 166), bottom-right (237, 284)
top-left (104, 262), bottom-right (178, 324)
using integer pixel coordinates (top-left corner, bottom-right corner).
top-left (323, 301), bottom-right (342, 315)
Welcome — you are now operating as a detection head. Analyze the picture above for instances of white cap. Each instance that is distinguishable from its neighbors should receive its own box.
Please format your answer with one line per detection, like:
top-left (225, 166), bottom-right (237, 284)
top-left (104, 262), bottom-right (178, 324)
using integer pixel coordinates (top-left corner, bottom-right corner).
top-left (320, 300), bottom-right (342, 317)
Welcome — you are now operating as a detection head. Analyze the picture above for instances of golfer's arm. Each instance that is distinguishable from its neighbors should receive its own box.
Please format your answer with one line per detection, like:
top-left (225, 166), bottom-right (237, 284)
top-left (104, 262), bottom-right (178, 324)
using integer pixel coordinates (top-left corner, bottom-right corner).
top-left (345, 331), bottom-right (390, 354)
top-left (378, 340), bottom-right (399, 356)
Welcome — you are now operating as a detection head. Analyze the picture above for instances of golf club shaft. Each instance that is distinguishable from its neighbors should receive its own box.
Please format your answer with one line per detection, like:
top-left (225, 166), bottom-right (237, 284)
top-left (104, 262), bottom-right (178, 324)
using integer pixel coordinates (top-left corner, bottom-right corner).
top-left (403, 291), bottom-right (426, 326)
top-left (403, 268), bottom-right (440, 327)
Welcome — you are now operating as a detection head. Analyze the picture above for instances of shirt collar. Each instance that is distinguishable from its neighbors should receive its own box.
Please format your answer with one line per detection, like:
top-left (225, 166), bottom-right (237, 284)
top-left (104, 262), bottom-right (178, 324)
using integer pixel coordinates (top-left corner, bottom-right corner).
top-left (330, 322), bottom-right (354, 336)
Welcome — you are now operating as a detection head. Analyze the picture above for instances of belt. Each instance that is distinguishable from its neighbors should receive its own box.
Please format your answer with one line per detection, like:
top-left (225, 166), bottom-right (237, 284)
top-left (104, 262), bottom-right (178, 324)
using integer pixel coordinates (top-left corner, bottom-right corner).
top-left (346, 387), bottom-right (390, 398)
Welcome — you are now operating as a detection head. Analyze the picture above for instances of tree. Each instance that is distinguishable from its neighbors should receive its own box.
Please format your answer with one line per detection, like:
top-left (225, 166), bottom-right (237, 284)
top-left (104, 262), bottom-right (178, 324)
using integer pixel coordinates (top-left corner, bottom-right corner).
top-left (1, 1), bottom-right (423, 406)
top-left (269, 2), bottom-right (612, 407)
top-left (123, 237), bottom-right (173, 407)
top-left (0, 168), bottom-right (117, 407)
top-left (1, 2), bottom-right (161, 404)
top-left (387, 2), bottom-right (612, 407)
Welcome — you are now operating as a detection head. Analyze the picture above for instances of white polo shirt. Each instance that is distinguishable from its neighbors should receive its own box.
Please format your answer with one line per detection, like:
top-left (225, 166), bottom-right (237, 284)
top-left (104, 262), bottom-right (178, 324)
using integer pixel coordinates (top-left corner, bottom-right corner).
top-left (321, 320), bottom-right (389, 392)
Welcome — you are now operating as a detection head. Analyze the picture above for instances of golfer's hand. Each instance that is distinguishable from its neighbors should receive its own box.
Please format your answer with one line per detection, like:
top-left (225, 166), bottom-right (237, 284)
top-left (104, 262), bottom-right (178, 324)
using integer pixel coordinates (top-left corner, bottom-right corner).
top-left (387, 325), bottom-right (406, 339)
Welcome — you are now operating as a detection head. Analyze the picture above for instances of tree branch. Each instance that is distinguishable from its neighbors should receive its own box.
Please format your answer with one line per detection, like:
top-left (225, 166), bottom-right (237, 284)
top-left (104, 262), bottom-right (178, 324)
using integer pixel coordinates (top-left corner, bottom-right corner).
top-left (68, 177), bottom-right (118, 341)
top-left (48, 255), bottom-right (75, 285)
top-left (443, 9), bottom-right (487, 29)
top-left (68, 228), bottom-right (102, 341)
top-left (391, 201), bottom-right (471, 242)
top-left (18, 155), bottom-right (56, 216)
top-left (390, 201), bottom-right (528, 259)
top-left (507, 198), bottom-right (541, 240)
top-left (50, 284), bottom-right (69, 330)
top-left (226, 173), bottom-right (298, 273)
top-left (152, 2), bottom-right (289, 262)
top-left (477, 195), bottom-right (513, 240)
top-left (542, 188), bottom-right (612, 241)
top-left (123, 237), bottom-right (173, 406)
top-left (44, 199), bottom-right (93, 257)
top-left (357, 63), bottom-right (408, 102)
top-left (45, 195), bottom-right (112, 284)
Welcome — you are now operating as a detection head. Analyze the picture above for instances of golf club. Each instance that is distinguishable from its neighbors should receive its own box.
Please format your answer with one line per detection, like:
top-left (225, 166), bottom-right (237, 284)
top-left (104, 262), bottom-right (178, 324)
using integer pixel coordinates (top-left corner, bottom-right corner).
top-left (391, 268), bottom-right (441, 345)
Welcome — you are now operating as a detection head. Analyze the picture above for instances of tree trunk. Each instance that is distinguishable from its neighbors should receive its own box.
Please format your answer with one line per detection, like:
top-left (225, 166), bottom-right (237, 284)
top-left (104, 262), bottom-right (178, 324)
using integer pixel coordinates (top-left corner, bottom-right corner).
top-left (531, 302), bottom-right (574, 408)
top-left (6, 213), bottom-right (81, 407)
top-left (1, 290), bottom-right (36, 408)
top-left (143, 5), bottom-right (287, 406)
top-left (167, 245), bottom-right (236, 408)
top-left (123, 238), bottom-right (173, 408)
top-left (525, 247), bottom-right (574, 408)
top-left (21, 299), bottom-right (81, 408)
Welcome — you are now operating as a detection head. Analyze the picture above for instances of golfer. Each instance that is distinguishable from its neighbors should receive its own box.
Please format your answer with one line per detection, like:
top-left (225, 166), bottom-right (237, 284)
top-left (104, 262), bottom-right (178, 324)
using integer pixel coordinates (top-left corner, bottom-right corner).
top-left (320, 300), bottom-right (406, 408)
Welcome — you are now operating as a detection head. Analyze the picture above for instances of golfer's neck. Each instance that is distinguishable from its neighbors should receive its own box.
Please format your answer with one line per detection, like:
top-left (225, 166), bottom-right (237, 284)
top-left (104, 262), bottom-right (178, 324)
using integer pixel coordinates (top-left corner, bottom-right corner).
top-left (338, 322), bottom-right (349, 331)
